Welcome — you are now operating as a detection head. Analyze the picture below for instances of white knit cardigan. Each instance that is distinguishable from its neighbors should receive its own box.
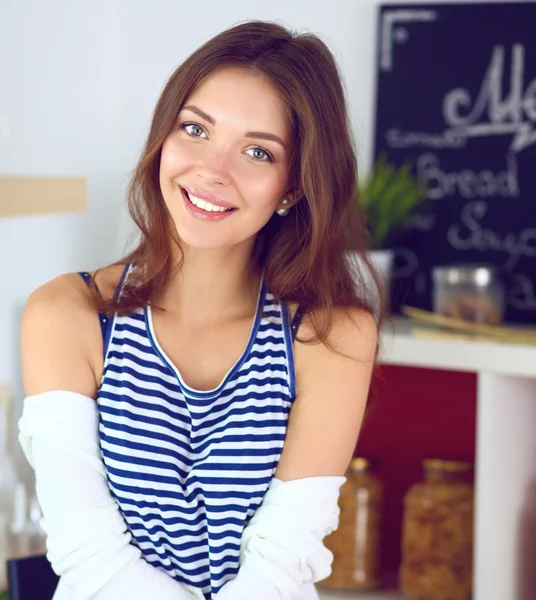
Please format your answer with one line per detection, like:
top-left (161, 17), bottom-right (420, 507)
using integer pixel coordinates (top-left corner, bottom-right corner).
top-left (18, 391), bottom-right (345, 600)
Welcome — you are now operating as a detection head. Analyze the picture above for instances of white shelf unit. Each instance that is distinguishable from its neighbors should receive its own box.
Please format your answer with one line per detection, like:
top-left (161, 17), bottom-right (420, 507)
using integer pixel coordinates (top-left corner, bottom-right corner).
top-left (380, 317), bottom-right (536, 377)
top-left (376, 317), bottom-right (536, 600)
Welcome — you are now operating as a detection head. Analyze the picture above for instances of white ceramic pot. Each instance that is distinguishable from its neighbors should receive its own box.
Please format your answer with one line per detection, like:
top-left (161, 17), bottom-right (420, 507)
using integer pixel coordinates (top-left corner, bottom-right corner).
top-left (346, 249), bottom-right (394, 319)
top-left (369, 248), bottom-right (394, 296)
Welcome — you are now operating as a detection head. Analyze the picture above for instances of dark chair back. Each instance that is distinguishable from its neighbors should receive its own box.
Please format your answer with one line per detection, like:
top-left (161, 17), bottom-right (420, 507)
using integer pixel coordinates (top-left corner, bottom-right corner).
top-left (7, 554), bottom-right (59, 600)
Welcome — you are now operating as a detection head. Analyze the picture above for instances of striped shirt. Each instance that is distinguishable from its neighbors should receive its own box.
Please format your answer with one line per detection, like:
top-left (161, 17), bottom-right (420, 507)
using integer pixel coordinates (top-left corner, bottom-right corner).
top-left (79, 267), bottom-right (301, 599)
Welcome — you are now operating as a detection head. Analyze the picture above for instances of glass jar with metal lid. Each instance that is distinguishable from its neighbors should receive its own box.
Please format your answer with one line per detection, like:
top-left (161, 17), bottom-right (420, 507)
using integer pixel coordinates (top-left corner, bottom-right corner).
top-left (319, 457), bottom-right (383, 590)
top-left (432, 264), bottom-right (504, 325)
top-left (400, 459), bottom-right (474, 600)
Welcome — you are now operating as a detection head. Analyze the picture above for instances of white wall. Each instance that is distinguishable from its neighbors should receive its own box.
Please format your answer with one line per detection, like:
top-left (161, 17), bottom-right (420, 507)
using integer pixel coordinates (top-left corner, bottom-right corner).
top-left (0, 0), bottom-right (126, 457)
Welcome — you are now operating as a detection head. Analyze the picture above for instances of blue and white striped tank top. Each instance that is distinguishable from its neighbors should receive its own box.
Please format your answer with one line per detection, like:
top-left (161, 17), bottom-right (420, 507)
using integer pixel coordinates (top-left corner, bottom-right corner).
top-left (79, 266), bottom-right (302, 599)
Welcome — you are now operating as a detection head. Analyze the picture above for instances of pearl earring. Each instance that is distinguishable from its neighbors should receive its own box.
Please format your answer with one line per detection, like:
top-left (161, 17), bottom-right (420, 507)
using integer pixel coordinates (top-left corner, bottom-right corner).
top-left (276, 198), bottom-right (291, 217)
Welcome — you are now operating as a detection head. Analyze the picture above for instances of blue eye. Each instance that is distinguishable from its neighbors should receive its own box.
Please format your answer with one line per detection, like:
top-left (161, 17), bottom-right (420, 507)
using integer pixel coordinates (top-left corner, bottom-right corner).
top-left (181, 123), bottom-right (206, 138)
top-left (246, 147), bottom-right (274, 162)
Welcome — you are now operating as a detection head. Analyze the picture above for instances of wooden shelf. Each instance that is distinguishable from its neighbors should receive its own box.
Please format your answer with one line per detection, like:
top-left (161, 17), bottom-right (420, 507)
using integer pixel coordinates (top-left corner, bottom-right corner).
top-left (0, 176), bottom-right (86, 217)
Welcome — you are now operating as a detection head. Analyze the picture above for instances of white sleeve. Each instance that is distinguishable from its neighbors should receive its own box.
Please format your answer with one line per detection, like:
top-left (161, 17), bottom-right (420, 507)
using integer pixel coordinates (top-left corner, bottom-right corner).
top-left (18, 390), bottom-right (204, 600)
top-left (213, 475), bottom-right (345, 600)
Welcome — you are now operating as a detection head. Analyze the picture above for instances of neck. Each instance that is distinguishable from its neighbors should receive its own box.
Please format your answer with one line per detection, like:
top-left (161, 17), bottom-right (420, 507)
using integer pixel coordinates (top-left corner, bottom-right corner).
top-left (157, 242), bottom-right (262, 327)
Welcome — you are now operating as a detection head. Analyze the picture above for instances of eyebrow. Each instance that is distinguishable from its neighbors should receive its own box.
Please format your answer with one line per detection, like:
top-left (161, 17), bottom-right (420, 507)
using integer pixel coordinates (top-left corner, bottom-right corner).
top-left (182, 104), bottom-right (287, 150)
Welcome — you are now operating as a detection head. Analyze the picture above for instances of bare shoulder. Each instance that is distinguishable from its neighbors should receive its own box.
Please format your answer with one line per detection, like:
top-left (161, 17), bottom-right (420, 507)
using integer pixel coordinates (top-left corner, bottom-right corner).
top-left (296, 305), bottom-right (378, 371)
top-left (21, 265), bottom-right (126, 397)
top-left (22, 273), bottom-right (96, 334)
top-left (292, 304), bottom-right (378, 420)
top-left (21, 273), bottom-right (99, 397)
top-left (324, 305), bottom-right (377, 359)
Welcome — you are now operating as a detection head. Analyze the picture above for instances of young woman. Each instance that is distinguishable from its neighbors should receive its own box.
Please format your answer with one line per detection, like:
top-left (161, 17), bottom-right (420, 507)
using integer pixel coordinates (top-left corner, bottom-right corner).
top-left (19, 20), bottom-right (380, 600)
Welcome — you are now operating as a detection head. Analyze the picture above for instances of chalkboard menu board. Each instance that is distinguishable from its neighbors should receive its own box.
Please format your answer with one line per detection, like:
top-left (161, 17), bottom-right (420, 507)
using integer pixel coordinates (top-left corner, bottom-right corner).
top-left (373, 2), bottom-right (536, 324)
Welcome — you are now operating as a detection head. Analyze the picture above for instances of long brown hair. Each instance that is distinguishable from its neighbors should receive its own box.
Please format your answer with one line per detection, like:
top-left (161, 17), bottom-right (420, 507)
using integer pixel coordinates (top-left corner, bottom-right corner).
top-left (93, 20), bottom-right (384, 342)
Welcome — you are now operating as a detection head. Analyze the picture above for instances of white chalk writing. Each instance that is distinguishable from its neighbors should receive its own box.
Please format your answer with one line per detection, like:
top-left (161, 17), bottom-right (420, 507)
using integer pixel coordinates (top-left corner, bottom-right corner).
top-left (406, 213), bottom-right (436, 232)
top-left (417, 152), bottom-right (519, 200)
top-left (447, 200), bottom-right (536, 271)
top-left (443, 44), bottom-right (536, 153)
top-left (391, 247), bottom-right (419, 279)
top-left (508, 275), bottom-right (536, 310)
top-left (386, 128), bottom-right (467, 149)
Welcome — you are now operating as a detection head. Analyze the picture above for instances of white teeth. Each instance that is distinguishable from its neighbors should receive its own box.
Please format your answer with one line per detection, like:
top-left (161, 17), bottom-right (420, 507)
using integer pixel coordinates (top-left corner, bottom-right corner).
top-left (187, 192), bottom-right (230, 212)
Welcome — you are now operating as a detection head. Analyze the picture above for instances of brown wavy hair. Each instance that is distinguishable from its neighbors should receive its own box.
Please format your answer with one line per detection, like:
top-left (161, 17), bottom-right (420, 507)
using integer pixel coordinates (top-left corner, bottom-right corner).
top-left (93, 20), bottom-right (384, 342)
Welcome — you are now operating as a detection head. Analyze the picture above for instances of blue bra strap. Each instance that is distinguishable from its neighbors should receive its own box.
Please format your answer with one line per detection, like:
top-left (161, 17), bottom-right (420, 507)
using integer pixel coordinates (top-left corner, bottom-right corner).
top-left (78, 272), bottom-right (109, 345)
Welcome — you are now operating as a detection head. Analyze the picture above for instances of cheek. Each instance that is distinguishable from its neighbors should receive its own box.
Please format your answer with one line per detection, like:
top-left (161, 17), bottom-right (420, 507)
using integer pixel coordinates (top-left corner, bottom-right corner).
top-left (235, 164), bottom-right (287, 209)
top-left (160, 139), bottom-right (191, 185)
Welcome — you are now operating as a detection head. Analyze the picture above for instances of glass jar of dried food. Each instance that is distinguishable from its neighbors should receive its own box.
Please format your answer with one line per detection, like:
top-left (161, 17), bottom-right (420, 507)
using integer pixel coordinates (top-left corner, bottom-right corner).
top-left (400, 459), bottom-right (474, 600)
top-left (320, 457), bottom-right (382, 590)
top-left (432, 265), bottom-right (504, 325)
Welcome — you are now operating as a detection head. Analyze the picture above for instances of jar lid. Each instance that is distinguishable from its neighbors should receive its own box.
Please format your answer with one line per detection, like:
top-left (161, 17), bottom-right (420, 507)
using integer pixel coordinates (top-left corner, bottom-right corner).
top-left (348, 457), bottom-right (370, 471)
top-left (432, 265), bottom-right (498, 287)
top-left (423, 459), bottom-right (473, 473)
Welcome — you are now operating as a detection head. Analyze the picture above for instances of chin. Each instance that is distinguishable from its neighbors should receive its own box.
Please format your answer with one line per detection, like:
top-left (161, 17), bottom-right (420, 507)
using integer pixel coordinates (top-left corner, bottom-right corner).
top-left (169, 210), bottom-right (268, 254)
top-left (173, 225), bottom-right (241, 252)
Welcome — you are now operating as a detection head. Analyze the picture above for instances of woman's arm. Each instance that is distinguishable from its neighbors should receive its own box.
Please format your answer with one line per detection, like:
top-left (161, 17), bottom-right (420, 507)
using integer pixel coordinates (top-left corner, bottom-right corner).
top-left (214, 307), bottom-right (378, 599)
top-left (20, 276), bottom-right (204, 600)
top-left (275, 306), bottom-right (377, 481)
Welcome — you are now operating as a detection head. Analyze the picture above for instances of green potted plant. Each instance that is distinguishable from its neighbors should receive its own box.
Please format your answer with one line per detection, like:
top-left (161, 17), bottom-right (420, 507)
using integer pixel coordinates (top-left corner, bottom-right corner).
top-left (357, 155), bottom-right (427, 294)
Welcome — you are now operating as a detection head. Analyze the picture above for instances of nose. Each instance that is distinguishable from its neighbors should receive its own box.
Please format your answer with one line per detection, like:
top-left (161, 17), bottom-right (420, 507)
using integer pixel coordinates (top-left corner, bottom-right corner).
top-left (196, 145), bottom-right (232, 187)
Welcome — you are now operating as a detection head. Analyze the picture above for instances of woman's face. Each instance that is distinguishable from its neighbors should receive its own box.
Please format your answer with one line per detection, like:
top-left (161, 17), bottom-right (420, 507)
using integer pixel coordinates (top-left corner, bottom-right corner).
top-left (159, 67), bottom-right (293, 252)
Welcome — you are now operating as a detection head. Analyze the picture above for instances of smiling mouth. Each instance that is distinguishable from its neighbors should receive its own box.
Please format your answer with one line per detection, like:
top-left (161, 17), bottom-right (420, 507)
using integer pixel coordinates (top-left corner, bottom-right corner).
top-left (183, 189), bottom-right (236, 213)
